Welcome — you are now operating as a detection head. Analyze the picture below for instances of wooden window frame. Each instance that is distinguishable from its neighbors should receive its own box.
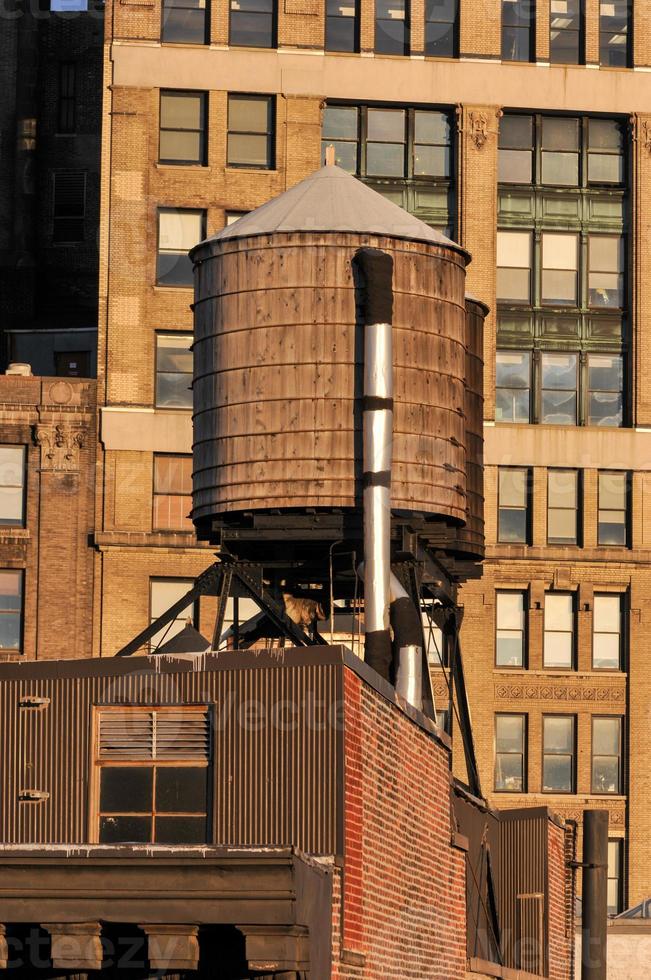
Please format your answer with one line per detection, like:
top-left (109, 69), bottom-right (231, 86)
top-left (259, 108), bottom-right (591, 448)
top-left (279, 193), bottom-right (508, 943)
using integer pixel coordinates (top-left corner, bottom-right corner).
top-left (541, 714), bottom-right (576, 794)
top-left (159, 90), bottom-right (207, 166)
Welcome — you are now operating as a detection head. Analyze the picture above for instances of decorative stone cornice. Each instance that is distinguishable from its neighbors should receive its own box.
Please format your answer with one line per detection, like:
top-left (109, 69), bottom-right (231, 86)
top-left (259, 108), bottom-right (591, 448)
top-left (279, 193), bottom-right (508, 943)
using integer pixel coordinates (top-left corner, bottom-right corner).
top-left (495, 682), bottom-right (625, 703)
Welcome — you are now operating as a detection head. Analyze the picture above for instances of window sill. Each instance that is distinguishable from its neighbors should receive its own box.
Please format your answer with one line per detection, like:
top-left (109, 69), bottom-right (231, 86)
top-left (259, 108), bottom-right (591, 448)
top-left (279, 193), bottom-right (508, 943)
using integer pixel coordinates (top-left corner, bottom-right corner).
top-left (153, 284), bottom-right (194, 292)
top-left (0, 528), bottom-right (29, 540)
top-left (156, 163), bottom-right (211, 172)
top-left (224, 167), bottom-right (277, 175)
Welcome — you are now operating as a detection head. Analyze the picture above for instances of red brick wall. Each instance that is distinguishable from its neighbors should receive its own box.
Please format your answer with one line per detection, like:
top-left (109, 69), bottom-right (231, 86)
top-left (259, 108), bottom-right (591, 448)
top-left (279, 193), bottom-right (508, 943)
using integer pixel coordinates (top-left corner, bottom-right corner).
top-left (332, 667), bottom-right (467, 979)
top-left (548, 820), bottom-right (576, 980)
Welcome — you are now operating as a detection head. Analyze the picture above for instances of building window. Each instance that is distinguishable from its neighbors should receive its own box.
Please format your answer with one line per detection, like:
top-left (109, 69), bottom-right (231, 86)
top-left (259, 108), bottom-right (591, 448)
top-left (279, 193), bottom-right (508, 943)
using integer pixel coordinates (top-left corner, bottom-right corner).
top-left (53, 172), bottom-right (86, 244)
top-left (592, 716), bottom-right (623, 794)
top-left (541, 116), bottom-right (580, 185)
top-left (156, 208), bottom-right (205, 287)
top-left (588, 353), bottom-right (623, 427)
top-left (495, 351), bottom-right (531, 423)
top-left (375, 0), bottom-right (409, 54)
top-left (608, 839), bottom-right (624, 915)
top-left (230, 0), bottom-right (275, 47)
top-left (96, 706), bottom-right (210, 844)
top-left (544, 593), bottom-right (574, 669)
top-left (540, 353), bottom-right (578, 425)
top-left (588, 118), bottom-right (625, 183)
top-left (542, 715), bottom-right (576, 793)
top-left (321, 103), bottom-right (454, 229)
top-left (225, 210), bottom-right (248, 225)
top-left (57, 62), bottom-right (76, 134)
top-left (589, 236), bottom-right (624, 309)
top-left (502, 0), bottom-right (533, 62)
top-left (498, 114), bottom-right (533, 183)
top-left (498, 467), bottom-right (530, 543)
top-left (593, 594), bottom-right (623, 670)
top-left (150, 578), bottom-right (197, 650)
top-left (550, 0), bottom-right (582, 64)
top-left (326, 0), bottom-right (359, 51)
top-left (542, 233), bottom-right (578, 306)
top-left (598, 471), bottom-right (629, 546)
top-left (600, 0), bottom-right (630, 67)
top-left (153, 455), bottom-right (193, 531)
top-left (155, 334), bottom-right (193, 409)
top-left (0, 447), bottom-right (26, 528)
top-left (425, 0), bottom-right (457, 57)
top-left (227, 94), bottom-right (274, 169)
top-left (423, 609), bottom-right (448, 667)
top-left (162, 0), bottom-right (208, 43)
top-left (0, 570), bottom-right (23, 653)
top-left (495, 714), bottom-right (526, 792)
top-left (547, 469), bottom-right (580, 545)
top-left (159, 91), bottom-right (207, 166)
top-left (497, 231), bottom-right (532, 304)
top-left (496, 591), bottom-right (526, 667)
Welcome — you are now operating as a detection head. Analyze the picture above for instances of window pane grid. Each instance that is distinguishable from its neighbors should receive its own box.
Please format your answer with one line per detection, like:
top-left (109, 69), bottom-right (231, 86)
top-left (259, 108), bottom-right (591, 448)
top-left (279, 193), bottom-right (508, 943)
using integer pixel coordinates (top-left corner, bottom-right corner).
top-left (162, 0), bottom-right (208, 43)
top-left (375, 0), bottom-right (409, 55)
top-left (547, 469), bottom-right (579, 545)
top-left (543, 715), bottom-right (575, 792)
top-left (598, 470), bottom-right (629, 546)
top-left (593, 594), bottom-right (622, 670)
top-left (425, 0), bottom-right (457, 57)
top-left (592, 717), bottom-right (623, 794)
top-left (160, 91), bottom-right (206, 165)
top-left (496, 591), bottom-right (526, 667)
top-left (153, 455), bottom-right (193, 531)
top-left (227, 94), bottom-right (274, 169)
top-left (230, 0), bottom-right (275, 48)
top-left (498, 467), bottom-right (530, 543)
top-left (326, 0), bottom-right (359, 51)
top-left (501, 0), bottom-right (533, 62)
top-left (0, 447), bottom-right (26, 528)
top-left (544, 593), bottom-right (574, 668)
top-left (495, 714), bottom-right (526, 792)
top-left (0, 570), bottom-right (23, 653)
top-left (157, 209), bottom-right (205, 287)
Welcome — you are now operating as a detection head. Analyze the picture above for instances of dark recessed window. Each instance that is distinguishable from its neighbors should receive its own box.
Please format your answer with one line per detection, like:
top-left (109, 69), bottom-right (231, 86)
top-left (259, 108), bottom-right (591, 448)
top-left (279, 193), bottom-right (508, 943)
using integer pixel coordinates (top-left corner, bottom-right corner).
top-left (495, 713), bottom-right (526, 792)
top-left (542, 715), bottom-right (576, 792)
top-left (57, 62), bottom-right (76, 134)
top-left (53, 172), bottom-right (86, 243)
top-left (375, 0), bottom-right (409, 55)
top-left (325, 0), bottom-right (359, 51)
top-left (159, 91), bottom-right (207, 165)
top-left (0, 570), bottom-right (23, 653)
top-left (0, 447), bottom-right (26, 528)
top-left (495, 351), bottom-right (531, 423)
top-left (592, 716), bottom-right (623, 794)
top-left (153, 455), bottom-right (193, 531)
top-left (97, 707), bottom-right (210, 844)
top-left (156, 208), bottom-right (205, 286)
top-left (593, 594), bottom-right (623, 670)
top-left (498, 467), bottom-right (530, 544)
top-left (227, 95), bottom-right (274, 169)
top-left (155, 334), bottom-right (193, 409)
top-left (425, 0), bottom-right (457, 58)
top-left (230, 0), bottom-right (275, 48)
top-left (543, 592), bottom-right (574, 669)
top-left (501, 0), bottom-right (534, 62)
top-left (550, 0), bottom-right (582, 64)
top-left (600, 0), bottom-right (630, 67)
top-left (162, 0), bottom-right (208, 43)
top-left (496, 591), bottom-right (526, 667)
top-left (547, 469), bottom-right (579, 545)
top-left (598, 470), bottom-right (629, 546)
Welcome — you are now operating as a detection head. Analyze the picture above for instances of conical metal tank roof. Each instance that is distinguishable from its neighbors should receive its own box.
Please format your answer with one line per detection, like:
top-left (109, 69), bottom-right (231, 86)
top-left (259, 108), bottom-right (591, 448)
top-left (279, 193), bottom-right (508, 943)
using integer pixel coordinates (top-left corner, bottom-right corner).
top-left (192, 164), bottom-right (470, 261)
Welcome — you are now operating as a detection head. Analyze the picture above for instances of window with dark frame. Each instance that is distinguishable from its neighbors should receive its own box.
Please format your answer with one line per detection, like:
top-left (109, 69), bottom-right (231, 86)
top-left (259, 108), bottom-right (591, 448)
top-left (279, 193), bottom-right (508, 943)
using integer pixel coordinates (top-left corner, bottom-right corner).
top-left (321, 103), bottom-right (453, 232)
top-left (0, 570), bottom-right (23, 653)
top-left (227, 94), bottom-right (274, 169)
top-left (496, 591), bottom-right (526, 667)
top-left (550, 0), bottom-right (582, 64)
top-left (58, 62), bottom-right (76, 134)
top-left (159, 91), bottom-right (207, 165)
top-left (593, 593), bottom-right (623, 670)
top-left (325, 0), bottom-right (359, 51)
top-left (547, 469), bottom-right (580, 545)
top-left (498, 467), bottom-right (530, 544)
top-left (161, 0), bottom-right (208, 44)
top-left (96, 707), bottom-right (211, 844)
top-left (495, 713), bottom-right (526, 792)
top-left (0, 447), bottom-right (26, 528)
top-left (608, 839), bottom-right (624, 915)
top-left (600, 0), bottom-right (630, 68)
top-left (497, 113), bottom-right (627, 428)
top-left (501, 0), bottom-right (534, 62)
top-left (592, 716), bottom-right (623, 794)
top-left (155, 334), bottom-right (193, 409)
top-left (542, 715), bottom-right (576, 792)
top-left (375, 0), bottom-right (409, 55)
top-left (153, 455), bottom-right (193, 531)
top-left (597, 470), bottom-right (629, 546)
top-left (544, 592), bottom-right (574, 669)
top-left (425, 0), bottom-right (457, 58)
top-left (149, 578), bottom-right (197, 650)
top-left (230, 0), bottom-right (275, 48)
top-left (53, 172), bottom-right (86, 244)
top-left (156, 208), bottom-right (205, 286)
top-left (495, 350), bottom-right (531, 423)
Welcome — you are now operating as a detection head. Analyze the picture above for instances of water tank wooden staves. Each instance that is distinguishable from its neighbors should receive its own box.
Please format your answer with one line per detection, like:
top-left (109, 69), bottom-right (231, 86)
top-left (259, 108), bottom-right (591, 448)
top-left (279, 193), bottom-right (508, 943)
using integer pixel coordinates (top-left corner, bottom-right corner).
top-left (190, 165), bottom-right (484, 563)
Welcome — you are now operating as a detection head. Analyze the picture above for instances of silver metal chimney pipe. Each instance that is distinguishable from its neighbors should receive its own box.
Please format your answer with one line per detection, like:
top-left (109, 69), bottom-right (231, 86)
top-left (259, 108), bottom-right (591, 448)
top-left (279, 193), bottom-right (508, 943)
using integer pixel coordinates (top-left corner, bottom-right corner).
top-left (354, 248), bottom-right (394, 682)
top-left (390, 573), bottom-right (424, 711)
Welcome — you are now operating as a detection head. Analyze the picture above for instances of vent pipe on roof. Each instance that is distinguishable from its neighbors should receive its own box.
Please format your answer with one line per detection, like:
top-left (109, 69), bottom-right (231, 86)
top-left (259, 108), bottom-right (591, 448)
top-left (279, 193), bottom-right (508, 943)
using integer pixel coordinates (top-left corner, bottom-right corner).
top-left (390, 573), bottom-right (424, 711)
top-left (354, 247), bottom-right (394, 682)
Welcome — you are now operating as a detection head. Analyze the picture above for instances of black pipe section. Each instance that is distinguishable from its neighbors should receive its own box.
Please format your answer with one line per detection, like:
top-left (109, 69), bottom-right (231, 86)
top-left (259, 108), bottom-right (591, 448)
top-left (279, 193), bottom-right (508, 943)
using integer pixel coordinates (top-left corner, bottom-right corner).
top-left (581, 809), bottom-right (608, 980)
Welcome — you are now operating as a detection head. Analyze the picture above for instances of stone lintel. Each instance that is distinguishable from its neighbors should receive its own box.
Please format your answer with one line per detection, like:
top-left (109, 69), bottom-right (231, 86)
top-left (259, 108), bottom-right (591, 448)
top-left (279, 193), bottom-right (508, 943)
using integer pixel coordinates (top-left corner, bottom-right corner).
top-left (42, 922), bottom-right (103, 971)
top-left (238, 924), bottom-right (310, 972)
top-left (139, 923), bottom-right (200, 971)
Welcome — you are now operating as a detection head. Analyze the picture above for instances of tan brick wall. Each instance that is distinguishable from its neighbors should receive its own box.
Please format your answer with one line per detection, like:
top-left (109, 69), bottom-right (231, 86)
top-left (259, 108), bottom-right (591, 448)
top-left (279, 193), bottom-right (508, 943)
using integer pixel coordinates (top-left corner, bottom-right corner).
top-left (535, 0), bottom-right (550, 61)
top-left (459, 0), bottom-right (501, 58)
top-left (585, 0), bottom-right (600, 65)
top-left (633, 2), bottom-right (651, 67)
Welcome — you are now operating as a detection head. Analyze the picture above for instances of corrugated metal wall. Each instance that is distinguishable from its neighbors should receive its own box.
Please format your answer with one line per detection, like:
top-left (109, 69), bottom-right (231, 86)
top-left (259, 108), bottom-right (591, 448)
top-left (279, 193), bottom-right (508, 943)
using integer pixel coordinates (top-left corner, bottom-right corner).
top-left (499, 808), bottom-right (549, 974)
top-left (0, 656), bottom-right (343, 855)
